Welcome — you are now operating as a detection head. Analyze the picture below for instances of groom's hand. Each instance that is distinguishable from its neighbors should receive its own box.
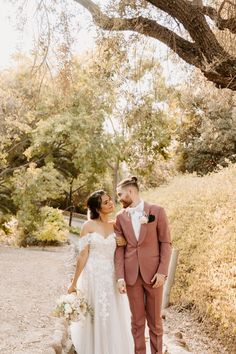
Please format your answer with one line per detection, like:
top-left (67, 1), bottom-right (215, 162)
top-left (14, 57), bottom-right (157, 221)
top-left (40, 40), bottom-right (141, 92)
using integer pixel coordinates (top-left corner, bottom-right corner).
top-left (117, 279), bottom-right (127, 294)
top-left (151, 273), bottom-right (166, 288)
top-left (116, 236), bottom-right (127, 247)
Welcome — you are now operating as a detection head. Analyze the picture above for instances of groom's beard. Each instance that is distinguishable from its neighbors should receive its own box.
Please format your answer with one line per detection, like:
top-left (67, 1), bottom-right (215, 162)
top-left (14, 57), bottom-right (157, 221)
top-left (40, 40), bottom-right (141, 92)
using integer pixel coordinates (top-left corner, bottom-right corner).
top-left (120, 200), bottom-right (133, 208)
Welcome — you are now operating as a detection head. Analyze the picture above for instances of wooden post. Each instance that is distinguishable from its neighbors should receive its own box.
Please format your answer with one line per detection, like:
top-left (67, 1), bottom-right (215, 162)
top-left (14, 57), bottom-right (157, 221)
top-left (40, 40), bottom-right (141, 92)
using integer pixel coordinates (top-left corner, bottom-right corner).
top-left (162, 248), bottom-right (179, 309)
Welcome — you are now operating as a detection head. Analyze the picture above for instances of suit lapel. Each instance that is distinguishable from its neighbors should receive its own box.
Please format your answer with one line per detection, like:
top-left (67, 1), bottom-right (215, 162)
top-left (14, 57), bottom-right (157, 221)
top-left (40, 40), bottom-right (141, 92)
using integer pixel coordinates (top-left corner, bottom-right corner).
top-left (120, 209), bottom-right (137, 245)
top-left (138, 201), bottom-right (151, 245)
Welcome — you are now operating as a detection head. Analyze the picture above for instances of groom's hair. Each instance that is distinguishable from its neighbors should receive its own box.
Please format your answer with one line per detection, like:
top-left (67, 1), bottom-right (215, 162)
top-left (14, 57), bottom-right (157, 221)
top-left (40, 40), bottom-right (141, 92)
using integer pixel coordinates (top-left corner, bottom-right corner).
top-left (117, 176), bottom-right (139, 191)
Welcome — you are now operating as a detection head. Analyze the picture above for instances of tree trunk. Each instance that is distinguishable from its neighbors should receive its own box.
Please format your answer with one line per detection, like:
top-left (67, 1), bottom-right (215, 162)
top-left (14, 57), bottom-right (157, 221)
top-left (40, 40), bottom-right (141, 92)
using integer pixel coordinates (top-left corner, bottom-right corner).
top-left (68, 179), bottom-right (74, 227)
top-left (112, 159), bottom-right (119, 203)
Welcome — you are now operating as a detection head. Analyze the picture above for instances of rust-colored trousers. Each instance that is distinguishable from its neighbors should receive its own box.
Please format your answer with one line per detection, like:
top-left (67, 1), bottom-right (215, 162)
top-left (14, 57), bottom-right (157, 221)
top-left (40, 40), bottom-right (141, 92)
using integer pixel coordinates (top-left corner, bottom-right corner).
top-left (126, 273), bottom-right (164, 354)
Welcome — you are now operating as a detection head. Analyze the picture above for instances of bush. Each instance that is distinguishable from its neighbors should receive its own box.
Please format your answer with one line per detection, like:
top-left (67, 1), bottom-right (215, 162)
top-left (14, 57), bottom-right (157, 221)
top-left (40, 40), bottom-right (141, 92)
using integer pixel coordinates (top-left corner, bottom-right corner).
top-left (9, 207), bottom-right (68, 246)
top-left (69, 226), bottom-right (81, 236)
top-left (12, 163), bottom-right (67, 246)
top-left (33, 207), bottom-right (67, 244)
top-left (142, 164), bottom-right (236, 350)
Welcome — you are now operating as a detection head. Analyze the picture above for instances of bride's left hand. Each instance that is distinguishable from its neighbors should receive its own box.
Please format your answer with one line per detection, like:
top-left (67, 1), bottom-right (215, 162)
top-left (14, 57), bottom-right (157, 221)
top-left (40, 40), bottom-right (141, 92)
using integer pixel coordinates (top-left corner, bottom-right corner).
top-left (68, 284), bottom-right (77, 294)
top-left (116, 236), bottom-right (127, 247)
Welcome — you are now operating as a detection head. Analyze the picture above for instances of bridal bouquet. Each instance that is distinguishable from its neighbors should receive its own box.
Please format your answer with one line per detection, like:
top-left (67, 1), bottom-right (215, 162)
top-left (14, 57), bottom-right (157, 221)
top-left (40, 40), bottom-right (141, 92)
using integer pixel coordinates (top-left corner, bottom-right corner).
top-left (52, 290), bottom-right (93, 323)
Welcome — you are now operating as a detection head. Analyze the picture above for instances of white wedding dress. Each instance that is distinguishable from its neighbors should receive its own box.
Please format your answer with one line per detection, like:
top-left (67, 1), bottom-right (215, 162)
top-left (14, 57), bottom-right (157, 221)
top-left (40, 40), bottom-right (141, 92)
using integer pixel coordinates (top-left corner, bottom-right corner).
top-left (70, 232), bottom-right (134, 354)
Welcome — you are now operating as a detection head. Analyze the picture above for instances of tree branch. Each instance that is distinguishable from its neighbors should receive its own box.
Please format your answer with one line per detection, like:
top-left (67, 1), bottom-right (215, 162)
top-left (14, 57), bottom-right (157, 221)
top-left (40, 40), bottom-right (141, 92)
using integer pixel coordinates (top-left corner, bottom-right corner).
top-left (146, 0), bottom-right (236, 34)
top-left (202, 5), bottom-right (236, 33)
top-left (74, 0), bottom-right (236, 90)
top-left (0, 155), bottom-right (48, 178)
top-left (72, 184), bottom-right (86, 194)
top-left (74, 0), bottom-right (201, 67)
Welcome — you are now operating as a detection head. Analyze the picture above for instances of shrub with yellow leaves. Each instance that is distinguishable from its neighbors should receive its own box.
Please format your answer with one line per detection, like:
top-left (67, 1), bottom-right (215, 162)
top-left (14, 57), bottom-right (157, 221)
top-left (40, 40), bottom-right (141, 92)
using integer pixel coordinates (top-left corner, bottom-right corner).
top-left (142, 164), bottom-right (236, 349)
top-left (33, 206), bottom-right (67, 244)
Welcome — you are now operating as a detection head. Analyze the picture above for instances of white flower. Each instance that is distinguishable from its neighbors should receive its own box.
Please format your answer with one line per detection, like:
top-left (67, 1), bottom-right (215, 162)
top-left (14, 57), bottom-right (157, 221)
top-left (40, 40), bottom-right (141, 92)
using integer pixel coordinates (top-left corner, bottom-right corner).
top-left (140, 215), bottom-right (148, 224)
top-left (64, 304), bottom-right (73, 314)
top-left (65, 294), bottom-right (76, 304)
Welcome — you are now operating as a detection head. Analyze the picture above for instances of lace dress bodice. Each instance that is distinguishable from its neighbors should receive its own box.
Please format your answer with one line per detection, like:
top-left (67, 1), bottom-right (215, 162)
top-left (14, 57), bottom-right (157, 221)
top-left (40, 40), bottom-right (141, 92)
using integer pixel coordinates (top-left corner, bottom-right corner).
top-left (78, 232), bottom-right (117, 321)
top-left (79, 232), bottom-right (116, 262)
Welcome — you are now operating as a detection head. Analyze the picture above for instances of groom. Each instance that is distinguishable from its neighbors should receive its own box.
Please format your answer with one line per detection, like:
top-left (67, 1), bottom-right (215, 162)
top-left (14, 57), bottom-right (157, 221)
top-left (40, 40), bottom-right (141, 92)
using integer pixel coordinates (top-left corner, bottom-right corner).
top-left (114, 176), bottom-right (172, 354)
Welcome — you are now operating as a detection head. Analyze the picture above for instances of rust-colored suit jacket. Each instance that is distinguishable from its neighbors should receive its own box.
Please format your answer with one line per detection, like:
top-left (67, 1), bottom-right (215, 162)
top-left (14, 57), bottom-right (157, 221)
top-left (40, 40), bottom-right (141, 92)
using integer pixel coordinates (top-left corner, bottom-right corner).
top-left (114, 202), bottom-right (172, 286)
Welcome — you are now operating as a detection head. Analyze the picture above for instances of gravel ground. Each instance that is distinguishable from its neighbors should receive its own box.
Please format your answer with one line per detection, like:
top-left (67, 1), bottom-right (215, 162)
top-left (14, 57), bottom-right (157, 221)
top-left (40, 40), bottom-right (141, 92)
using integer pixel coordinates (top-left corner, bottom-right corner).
top-left (0, 245), bottom-right (72, 354)
top-left (162, 306), bottom-right (229, 354)
top-left (0, 243), bottom-right (229, 354)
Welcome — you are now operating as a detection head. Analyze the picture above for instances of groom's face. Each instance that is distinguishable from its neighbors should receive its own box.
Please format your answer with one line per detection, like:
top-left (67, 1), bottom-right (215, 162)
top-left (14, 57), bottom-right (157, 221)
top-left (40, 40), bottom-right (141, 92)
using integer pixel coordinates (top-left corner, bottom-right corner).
top-left (116, 186), bottom-right (133, 208)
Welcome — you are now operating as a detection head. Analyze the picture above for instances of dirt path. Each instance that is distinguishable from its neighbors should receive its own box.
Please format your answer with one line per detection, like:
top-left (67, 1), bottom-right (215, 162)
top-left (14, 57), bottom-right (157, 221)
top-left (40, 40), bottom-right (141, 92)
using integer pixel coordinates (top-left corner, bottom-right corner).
top-left (0, 245), bottom-right (72, 354)
top-left (162, 307), bottom-right (228, 354)
top-left (0, 240), bottom-right (229, 354)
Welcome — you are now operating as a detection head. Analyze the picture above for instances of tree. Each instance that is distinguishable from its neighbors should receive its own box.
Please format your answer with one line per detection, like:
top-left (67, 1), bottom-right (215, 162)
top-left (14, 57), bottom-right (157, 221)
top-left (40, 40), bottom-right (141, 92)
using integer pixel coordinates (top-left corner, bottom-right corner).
top-left (176, 75), bottom-right (236, 174)
top-left (12, 162), bottom-right (68, 246)
top-left (125, 97), bottom-right (172, 183)
top-left (0, 59), bottom-right (54, 217)
top-left (74, 0), bottom-right (236, 90)
top-left (26, 111), bottom-right (108, 218)
top-left (107, 50), bottom-right (175, 187)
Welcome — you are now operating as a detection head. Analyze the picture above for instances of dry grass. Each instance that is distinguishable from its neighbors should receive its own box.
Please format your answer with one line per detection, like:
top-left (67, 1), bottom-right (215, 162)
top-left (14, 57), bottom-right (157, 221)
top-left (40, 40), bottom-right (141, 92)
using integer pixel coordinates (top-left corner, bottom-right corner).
top-left (142, 164), bottom-right (236, 350)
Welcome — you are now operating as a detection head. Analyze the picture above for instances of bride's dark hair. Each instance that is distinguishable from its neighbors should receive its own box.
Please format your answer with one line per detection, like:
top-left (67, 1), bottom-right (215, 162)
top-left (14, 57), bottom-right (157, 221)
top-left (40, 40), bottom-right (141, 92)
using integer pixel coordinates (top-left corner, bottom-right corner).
top-left (87, 190), bottom-right (109, 220)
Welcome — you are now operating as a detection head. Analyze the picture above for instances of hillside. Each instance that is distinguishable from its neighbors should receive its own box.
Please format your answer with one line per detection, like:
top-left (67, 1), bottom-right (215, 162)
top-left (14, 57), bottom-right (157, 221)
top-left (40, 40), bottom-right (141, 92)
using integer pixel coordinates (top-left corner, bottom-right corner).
top-left (142, 165), bottom-right (236, 350)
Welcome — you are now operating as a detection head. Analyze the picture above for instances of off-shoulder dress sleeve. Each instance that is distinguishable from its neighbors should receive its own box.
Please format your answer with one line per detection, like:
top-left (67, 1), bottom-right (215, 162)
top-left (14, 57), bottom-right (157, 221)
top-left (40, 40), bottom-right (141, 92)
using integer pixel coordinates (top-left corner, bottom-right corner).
top-left (78, 233), bottom-right (92, 252)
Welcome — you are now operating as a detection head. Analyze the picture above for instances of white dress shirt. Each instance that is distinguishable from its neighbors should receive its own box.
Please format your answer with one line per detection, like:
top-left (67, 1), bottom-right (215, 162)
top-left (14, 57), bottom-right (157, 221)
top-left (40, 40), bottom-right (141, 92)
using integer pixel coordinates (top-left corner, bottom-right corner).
top-left (127, 200), bottom-right (144, 241)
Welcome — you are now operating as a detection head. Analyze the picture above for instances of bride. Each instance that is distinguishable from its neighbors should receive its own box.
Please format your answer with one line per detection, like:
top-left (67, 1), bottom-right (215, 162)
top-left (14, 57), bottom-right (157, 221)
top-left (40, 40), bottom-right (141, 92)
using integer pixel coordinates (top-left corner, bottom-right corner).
top-left (68, 190), bottom-right (134, 354)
